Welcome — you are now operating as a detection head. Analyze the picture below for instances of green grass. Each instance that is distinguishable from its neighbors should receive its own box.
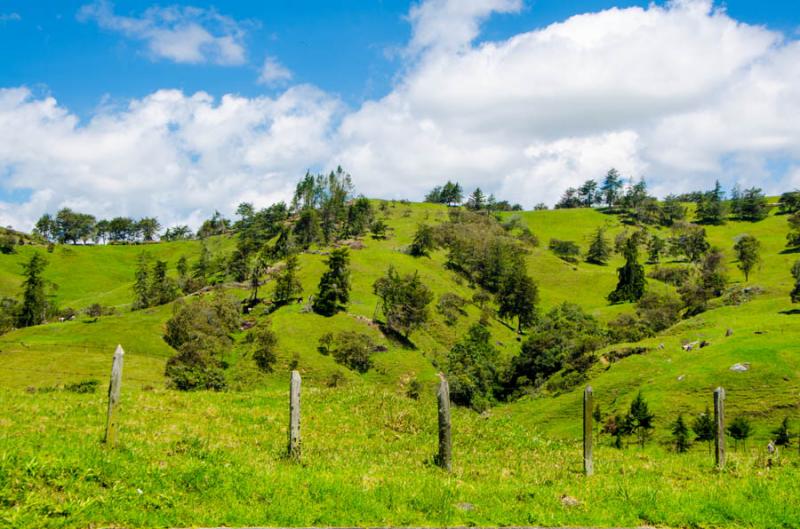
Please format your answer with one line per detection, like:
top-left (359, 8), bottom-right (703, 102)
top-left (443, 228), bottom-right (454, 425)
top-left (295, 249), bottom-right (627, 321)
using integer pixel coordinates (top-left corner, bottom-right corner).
top-left (3, 383), bottom-right (800, 529)
top-left (2, 200), bottom-right (800, 527)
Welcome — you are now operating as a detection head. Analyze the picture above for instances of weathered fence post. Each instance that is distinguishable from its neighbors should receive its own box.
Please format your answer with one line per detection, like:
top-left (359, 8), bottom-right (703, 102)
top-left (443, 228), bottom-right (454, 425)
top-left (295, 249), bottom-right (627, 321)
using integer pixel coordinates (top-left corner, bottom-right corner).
top-left (104, 345), bottom-right (124, 446)
top-left (714, 386), bottom-right (726, 469)
top-left (288, 370), bottom-right (301, 460)
top-left (437, 374), bottom-right (452, 471)
top-left (583, 385), bottom-right (594, 476)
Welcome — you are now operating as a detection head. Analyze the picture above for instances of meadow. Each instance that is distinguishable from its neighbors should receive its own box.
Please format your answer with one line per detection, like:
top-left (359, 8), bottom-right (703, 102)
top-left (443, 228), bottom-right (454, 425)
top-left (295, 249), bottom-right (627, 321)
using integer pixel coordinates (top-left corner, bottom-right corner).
top-left (1, 199), bottom-right (800, 528)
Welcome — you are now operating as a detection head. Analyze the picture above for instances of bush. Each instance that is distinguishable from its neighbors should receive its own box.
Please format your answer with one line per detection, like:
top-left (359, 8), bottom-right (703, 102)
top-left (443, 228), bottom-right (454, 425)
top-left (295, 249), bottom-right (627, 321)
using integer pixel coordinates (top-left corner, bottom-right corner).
top-left (607, 313), bottom-right (650, 343)
top-left (163, 293), bottom-right (240, 391)
top-left (251, 323), bottom-right (278, 373)
top-left (636, 290), bottom-right (682, 332)
top-left (437, 293), bottom-right (467, 325)
top-left (447, 324), bottom-right (500, 411)
top-left (648, 266), bottom-right (691, 287)
top-left (406, 378), bottom-right (422, 400)
top-left (321, 331), bottom-right (377, 373)
top-left (326, 370), bottom-right (346, 388)
top-left (64, 379), bottom-right (99, 394)
top-left (549, 239), bottom-right (581, 262)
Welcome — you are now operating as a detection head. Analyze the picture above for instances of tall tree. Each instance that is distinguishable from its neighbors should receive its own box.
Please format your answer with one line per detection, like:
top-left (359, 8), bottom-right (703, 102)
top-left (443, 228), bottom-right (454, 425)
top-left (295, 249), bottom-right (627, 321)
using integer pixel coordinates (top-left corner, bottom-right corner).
top-left (692, 406), bottom-right (715, 453)
top-left (313, 248), bottom-right (351, 316)
top-left (409, 224), bottom-right (435, 257)
top-left (273, 254), bottom-right (303, 305)
top-left (132, 253), bottom-right (151, 310)
top-left (585, 228), bottom-right (611, 265)
top-left (733, 234), bottom-right (761, 281)
top-left (16, 253), bottom-right (52, 327)
top-left (138, 217), bottom-right (161, 242)
top-left (600, 168), bottom-right (624, 207)
top-left (496, 262), bottom-right (539, 333)
top-left (608, 237), bottom-right (646, 303)
top-left (790, 260), bottom-right (800, 303)
top-left (372, 266), bottom-right (433, 338)
top-left (623, 392), bottom-right (655, 448)
top-left (695, 180), bottom-right (727, 225)
top-left (672, 414), bottom-right (691, 453)
top-left (466, 188), bottom-right (486, 210)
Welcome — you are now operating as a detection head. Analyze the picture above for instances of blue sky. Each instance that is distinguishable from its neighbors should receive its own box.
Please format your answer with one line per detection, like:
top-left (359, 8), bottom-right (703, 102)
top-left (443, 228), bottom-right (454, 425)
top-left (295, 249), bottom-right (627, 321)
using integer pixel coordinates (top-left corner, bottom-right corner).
top-left (1, 0), bottom-right (800, 229)
top-left (2, 1), bottom-right (798, 117)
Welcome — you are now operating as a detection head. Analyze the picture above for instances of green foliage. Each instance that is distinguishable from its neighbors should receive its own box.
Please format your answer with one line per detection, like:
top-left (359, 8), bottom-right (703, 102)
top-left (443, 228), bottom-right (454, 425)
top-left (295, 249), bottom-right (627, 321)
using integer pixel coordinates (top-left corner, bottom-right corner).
top-left (679, 248), bottom-right (728, 316)
top-left (659, 195), bottom-right (687, 226)
top-left (425, 180), bottom-right (463, 206)
top-left (730, 186), bottom-right (768, 222)
top-left (496, 262), bottom-right (539, 333)
top-left (778, 191), bottom-right (800, 214)
top-left (321, 331), bottom-right (376, 373)
top-left (409, 223), bottom-right (435, 257)
top-left (646, 234), bottom-right (666, 264)
top-left (608, 238), bottom-right (646, 304)
top-left (671, 414), bottom-right (691, 453)
top-left (163, 293), bottom-right (241, 391)
top-left (669, 222), bottom-right (710, 262)
top-left (370, 219), bottom-right (389, 239)
top-left (447, 324), bottom-right (499, 411)
top-left (772, 417), bottom-right (792, 447)
top-left (196, 211), bottom-right (230, 239)
top-left (17, 252), bottom-right (54, 327)
top-left (585, 228), bottom-right (611, 265)
top-left (373, 266), bottom-right (433, 338)
top-left (251, 322), bottom-right (278, 373)
top-left (733, 234), bottom-right (761, 281)
top-left (549, 239), bottom-right (581, 262)
top-left (623, 392), bottom-right (656, 448)
top-left (727, 415), bottom-right (753, 450)
top-left (600, 168), bottom-right (624, 207)
top-left (636, 290), bottom-right (683, 333)
top-left (692, 406), bottom-right (715, 451)
top-left (133, 255), bottom-right (179, 309)
top-left (791, 260), bottom-right (800, 303)
top-left (344, 197), bottom-right (374, 237)
top-left (511, 302), bottom-right (605, 390)
top-left (313, 248), bottom-right (351, 316)
top-left (436, 292), bottom-right (467, 325)
top-left (273, 254), bottom-right (303, 305)
top-left (695, 181), bottom-right (727, 225)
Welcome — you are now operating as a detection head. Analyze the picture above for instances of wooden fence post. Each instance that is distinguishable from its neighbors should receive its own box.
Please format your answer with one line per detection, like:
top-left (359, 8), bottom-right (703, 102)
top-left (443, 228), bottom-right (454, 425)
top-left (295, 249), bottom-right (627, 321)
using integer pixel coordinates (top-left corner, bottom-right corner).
top-left (104, 345), bottom-right (124, 446)
top-left (583, 385), bottom-right (594, 476)
top-left (288, 370), bottom-right (301, 460)
top-left (714, 386), bottom-right (726, 470)
top-left (437, 374), bottom-right (452, 471)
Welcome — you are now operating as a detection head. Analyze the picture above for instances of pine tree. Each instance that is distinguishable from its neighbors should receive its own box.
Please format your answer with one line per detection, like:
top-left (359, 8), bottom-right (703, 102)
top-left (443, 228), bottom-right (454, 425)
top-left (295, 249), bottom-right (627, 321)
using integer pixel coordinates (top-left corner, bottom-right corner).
top-left (132, 253), bottom-right (151, 310)
top-left (695, 180), bottom-right (727, 225)
top-left (727, 415), bottom-right (752, 451)
top-left (585, 228), bottom-right (611, 265)
top-left (608, 238), bottom-right (646, 303)
top-left (672, 414), bottom-right (691, 453)
top-left (466, 188), bottom-right (486, 210)
top-left (647, 234), bottom-right (665, 264)
top-left (274, 254), bottom-right (303, 305)
top-left (601, 168), bottom-right (624, 208)
top-left (773, 417), bottom-right (792, 447)
top-left (623, 392), bottom-right (655, 448)
top-left (692, 406), bottom-right (715, 453)
top-left (176, 255), bottom-right (188, 278)
top-left (16, 253), bottom-right (51, 327)
top-left (313, 248), bottom-right (350, 316)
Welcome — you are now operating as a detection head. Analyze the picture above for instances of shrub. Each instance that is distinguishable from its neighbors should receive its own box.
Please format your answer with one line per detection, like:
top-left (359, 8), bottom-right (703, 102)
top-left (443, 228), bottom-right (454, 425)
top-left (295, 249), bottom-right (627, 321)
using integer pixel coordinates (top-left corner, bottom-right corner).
top-left (326, 370), bottom-right (346, 388)
top-left (549, 239), bottom-right (581, 263)
top-left (648, 266), bottom-right (691, 287)
top-left (322, 331), bottom-right (377, 373)
top-left (406, 378), bottom-right (422, 400)
top-left (437, 293), bottom-right (467, 325)
top-left (607, 313), bottom-right (650, 343)
top-left (251, 323), bottom-right (278, 373)
top-left (636, 290), bottom-right (682, 332)
top-left (446, 324), bottom-right (500, 411)
top-left (64, 379), bottom-right (99, 394)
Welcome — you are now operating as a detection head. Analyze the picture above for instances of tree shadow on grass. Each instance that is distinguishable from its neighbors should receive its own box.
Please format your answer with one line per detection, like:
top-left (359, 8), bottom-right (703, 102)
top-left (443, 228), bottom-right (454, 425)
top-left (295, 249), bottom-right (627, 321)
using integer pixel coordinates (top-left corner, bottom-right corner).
top-left (779, 309), bottom-right (800, 315)
top-left (779, 247), bottom-right (800, 255)
top-left (375, 322), bottom-right (417, 350)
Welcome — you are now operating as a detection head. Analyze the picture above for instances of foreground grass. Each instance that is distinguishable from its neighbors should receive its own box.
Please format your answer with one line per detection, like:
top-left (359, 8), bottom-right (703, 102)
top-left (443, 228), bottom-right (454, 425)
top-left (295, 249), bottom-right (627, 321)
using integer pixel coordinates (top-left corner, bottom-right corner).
top-left (2, 382), bottom-right (800, 529)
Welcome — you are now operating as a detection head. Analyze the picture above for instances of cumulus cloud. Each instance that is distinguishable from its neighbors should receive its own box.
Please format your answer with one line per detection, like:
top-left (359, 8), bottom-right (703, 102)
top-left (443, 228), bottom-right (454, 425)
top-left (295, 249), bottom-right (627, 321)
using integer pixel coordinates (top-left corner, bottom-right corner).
top-left (257, 56), bottom-right (293, 86)
top-left (0, 86), bottom-right (342, 229)
top-left (3, 0), bottom-right (800, 230)
top-left (78, 1), bottom-right (248, 65)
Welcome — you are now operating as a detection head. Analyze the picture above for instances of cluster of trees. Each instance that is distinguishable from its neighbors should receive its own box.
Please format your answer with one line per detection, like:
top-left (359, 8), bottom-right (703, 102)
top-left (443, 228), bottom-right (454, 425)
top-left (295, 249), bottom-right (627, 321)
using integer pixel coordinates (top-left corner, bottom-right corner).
top-left (425, 181), bottom-right (522, 211)
top-left (555, 170), bottom-right (769, 227)
top-left (0, 253), bottom-right (58, 334)
top-left (132, 254), bottom-right (180, 309)
top-left (35, 209), bottom-right (162, 244)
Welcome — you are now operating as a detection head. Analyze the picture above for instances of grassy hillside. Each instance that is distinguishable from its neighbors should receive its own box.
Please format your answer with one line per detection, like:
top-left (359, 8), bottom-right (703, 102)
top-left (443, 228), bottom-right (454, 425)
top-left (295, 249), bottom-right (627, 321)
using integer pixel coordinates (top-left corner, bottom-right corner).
top-left (2, 200), bottom-right (800, 528)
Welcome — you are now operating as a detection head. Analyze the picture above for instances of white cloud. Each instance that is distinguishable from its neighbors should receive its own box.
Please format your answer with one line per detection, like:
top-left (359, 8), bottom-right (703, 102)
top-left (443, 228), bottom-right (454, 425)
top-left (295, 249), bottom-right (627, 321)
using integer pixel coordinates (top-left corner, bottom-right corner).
top-left (257, 56), bottom-right (293, 86)
top-left (3, 0), bottom-right (800, 230)
top-left (0, 12), bottom-right (21, 22)
top-left (0, 86), bottom-right (342, 229)
top-left (78, 1), bottom-right (248, 65)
